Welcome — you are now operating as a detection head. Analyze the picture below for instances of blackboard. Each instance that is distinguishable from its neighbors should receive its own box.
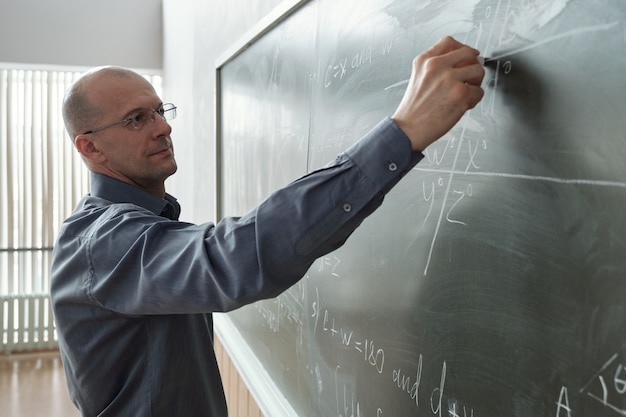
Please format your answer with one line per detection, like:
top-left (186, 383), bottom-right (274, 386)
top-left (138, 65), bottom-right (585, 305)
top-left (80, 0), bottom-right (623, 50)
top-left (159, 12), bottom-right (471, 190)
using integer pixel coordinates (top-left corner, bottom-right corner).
top-left (215, 0), bottom-right (626, 415)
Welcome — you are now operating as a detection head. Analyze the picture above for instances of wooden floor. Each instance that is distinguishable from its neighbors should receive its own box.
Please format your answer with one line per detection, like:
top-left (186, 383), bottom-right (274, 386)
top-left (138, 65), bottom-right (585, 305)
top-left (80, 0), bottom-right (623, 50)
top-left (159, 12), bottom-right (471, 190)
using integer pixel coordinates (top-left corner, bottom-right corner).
top-left (0, 343), bottom-right (264, 417)
top-left (0, 350), bottom-right (81, 417)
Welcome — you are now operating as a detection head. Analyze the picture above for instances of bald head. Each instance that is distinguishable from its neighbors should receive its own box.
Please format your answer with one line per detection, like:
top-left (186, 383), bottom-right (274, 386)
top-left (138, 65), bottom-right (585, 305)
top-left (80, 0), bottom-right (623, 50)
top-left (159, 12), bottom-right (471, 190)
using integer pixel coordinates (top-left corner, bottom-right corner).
top-left (62, 66), bottom-right (150, 139)
top-left (63, 66), bottom-right (175, 196)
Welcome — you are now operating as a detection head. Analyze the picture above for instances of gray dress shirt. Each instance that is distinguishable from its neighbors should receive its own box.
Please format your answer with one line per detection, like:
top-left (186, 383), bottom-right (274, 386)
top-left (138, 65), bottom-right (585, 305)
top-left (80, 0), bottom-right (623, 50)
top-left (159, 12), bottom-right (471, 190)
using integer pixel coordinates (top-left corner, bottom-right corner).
top-left (50, 118), bottom-right (423, 416)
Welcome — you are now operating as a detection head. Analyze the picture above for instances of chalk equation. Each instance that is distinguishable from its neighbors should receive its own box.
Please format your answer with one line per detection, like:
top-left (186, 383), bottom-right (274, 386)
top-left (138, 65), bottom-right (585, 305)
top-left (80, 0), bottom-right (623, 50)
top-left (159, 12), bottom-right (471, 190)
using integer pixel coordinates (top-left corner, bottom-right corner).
top-left (310, 274), bottom-right (478, 417)
top-left (311, 284), bottom-right (385, 374)
top-left (412, 10), bottom-right (624, 276)
top-left (254, 278), bottom-right (306, 345)
top-left (556, 350), bottom-right (626, 416)
top-left (315, 0), bottom-right (626, 279)
top-left (324, 360), bottom-right (474, 417)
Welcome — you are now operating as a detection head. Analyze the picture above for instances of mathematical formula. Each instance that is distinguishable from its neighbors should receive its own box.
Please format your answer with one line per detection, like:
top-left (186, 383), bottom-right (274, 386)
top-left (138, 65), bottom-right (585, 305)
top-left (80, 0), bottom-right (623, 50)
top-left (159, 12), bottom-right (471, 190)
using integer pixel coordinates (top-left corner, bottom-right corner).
top-left (557, 350), bottom-right (626, 416)
top-left (306, 281), bottom-right (474, 416)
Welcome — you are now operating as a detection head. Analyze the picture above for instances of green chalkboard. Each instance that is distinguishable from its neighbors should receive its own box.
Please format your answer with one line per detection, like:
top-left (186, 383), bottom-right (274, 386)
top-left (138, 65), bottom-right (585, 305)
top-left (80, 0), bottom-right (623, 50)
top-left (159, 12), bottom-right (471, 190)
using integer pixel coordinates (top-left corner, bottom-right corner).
top-left (216, 0), bottom-right (626, 415)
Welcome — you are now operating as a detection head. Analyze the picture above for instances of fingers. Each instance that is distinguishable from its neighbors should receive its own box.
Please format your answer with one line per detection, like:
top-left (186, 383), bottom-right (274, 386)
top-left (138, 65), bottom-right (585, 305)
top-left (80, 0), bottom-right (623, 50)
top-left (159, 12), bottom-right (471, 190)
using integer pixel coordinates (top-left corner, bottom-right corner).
top-left (391, 36), bottom-right (486, 151)
top-left (455, 61), bottom-right (485, 87)
top-left (426, 43), bottom-right (483, 80)
top-left (422, 36), bottom-right (477, 59)
top-left (421, 36), bottom-right (483, 82)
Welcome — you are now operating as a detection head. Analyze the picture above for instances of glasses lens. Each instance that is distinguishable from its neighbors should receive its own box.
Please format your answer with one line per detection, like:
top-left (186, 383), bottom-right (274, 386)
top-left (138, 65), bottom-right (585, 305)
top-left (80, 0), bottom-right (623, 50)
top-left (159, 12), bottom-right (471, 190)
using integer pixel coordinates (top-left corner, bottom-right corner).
top-left (162, 103), bottom-right (177, 121)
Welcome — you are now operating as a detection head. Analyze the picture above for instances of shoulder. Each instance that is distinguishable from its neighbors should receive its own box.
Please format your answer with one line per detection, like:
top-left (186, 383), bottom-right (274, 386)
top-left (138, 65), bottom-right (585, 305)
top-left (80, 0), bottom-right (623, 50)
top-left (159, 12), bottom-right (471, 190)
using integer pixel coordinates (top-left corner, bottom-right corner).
top-left (58, 195), bottom-right (162, 241)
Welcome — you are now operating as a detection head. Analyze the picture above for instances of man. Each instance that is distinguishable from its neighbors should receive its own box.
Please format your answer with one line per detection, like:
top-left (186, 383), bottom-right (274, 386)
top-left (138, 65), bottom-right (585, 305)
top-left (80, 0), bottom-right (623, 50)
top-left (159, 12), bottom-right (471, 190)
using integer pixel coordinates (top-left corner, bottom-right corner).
top-left (51, 36), bottom-right (485, 416)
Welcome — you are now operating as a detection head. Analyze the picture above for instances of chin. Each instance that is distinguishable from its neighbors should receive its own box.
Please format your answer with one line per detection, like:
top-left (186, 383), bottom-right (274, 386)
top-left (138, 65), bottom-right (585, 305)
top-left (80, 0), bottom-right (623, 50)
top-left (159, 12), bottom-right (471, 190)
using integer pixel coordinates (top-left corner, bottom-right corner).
top-left (156, 162), bottom-right (177, 182)
top-left (167, 162), bottom-right (178, 177)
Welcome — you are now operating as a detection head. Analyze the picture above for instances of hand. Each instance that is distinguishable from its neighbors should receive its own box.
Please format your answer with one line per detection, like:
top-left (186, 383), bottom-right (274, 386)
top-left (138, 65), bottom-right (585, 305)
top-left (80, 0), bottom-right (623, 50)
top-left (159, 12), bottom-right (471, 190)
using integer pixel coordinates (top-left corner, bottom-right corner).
top-left (391, 36), bottom-right (485, 151)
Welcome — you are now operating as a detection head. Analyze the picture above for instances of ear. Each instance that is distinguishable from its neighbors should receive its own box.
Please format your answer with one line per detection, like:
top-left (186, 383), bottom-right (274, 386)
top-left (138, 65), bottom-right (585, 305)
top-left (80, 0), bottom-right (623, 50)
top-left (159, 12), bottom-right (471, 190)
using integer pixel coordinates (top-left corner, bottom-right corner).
top-left (74, 134), bottom-right (107, 163)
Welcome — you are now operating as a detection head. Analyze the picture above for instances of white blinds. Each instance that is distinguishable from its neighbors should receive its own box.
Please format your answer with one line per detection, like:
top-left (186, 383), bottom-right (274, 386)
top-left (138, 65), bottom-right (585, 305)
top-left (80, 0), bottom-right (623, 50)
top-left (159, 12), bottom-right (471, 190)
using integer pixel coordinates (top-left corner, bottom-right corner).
top-left (0, 68), bottom-right (86, 298)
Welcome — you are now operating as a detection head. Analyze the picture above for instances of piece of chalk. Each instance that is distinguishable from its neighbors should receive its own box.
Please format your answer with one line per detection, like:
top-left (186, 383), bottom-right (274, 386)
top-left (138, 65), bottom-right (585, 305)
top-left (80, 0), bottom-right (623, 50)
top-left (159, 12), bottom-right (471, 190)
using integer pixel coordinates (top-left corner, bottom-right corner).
top-left (477, 56), bottom-right (492, 66)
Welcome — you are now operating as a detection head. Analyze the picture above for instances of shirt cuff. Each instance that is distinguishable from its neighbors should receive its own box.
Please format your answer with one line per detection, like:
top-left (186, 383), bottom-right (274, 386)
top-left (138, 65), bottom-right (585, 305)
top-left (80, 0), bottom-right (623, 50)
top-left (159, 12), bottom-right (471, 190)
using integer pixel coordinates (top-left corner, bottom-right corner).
top-left (343, 117), bottom-right (424, 193)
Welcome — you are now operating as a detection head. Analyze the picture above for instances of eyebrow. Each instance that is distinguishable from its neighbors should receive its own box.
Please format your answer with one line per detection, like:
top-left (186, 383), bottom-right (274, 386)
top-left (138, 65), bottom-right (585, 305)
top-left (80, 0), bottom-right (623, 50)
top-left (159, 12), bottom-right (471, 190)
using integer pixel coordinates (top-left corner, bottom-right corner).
top-left (123, 102), bottom-right (164, 115)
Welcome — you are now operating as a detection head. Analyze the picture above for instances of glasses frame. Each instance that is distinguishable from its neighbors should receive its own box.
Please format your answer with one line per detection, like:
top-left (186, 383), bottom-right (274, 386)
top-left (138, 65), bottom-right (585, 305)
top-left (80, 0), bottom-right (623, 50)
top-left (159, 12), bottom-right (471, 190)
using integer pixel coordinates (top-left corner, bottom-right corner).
top-left (82, 103), bottom-right (177, 135)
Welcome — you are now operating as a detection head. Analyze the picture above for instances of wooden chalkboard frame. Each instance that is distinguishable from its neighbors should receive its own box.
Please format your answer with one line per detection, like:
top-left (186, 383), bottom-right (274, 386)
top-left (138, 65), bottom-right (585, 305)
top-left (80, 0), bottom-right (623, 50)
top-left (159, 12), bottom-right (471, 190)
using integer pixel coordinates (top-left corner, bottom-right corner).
top-left (213, 315), bottom-right (298, 416)
top-left (214, 1), bottom-right (309, 415)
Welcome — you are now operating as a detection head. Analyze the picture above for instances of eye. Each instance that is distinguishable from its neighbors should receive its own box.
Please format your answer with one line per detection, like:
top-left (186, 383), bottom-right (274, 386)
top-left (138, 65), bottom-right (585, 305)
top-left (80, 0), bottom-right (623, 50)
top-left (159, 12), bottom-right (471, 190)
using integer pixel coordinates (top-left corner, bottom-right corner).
top-left (131, 113), bottom-right (146, 124)
top-left (127, 111), bottom-right (148, 128)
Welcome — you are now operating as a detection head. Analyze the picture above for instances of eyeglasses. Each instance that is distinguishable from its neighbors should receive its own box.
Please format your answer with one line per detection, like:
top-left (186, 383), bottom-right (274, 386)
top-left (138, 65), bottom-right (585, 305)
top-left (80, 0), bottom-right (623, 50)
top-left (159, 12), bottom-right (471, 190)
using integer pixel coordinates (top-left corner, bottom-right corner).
top-left (82, 103), bottom-right (177, 135)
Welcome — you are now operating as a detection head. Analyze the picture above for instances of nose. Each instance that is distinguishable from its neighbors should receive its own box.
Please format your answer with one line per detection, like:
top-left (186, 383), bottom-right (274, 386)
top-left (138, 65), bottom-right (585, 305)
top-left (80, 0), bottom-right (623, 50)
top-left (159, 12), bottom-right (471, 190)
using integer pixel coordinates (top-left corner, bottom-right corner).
top-left (152, 111), bottom-right (172, 136)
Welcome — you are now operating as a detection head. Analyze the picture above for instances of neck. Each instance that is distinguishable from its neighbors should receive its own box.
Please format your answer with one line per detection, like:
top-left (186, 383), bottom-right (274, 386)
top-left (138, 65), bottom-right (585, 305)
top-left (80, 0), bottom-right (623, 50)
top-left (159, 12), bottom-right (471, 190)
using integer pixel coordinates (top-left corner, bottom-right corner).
top-left (90, 168), bottom-right (166, 198)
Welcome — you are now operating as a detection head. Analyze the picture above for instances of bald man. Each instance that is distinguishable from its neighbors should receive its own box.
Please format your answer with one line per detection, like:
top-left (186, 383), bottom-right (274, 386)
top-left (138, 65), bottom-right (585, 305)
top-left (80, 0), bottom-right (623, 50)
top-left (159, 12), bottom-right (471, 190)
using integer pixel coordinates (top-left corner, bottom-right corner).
top-left (51, 36), bottom-right (484, 416)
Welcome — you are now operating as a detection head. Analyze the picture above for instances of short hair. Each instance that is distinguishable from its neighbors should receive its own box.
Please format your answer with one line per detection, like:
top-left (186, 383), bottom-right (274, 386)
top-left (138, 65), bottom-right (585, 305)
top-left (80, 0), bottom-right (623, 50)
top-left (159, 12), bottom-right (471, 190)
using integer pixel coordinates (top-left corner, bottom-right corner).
top-left (62, 66), bottom-right (146, 139)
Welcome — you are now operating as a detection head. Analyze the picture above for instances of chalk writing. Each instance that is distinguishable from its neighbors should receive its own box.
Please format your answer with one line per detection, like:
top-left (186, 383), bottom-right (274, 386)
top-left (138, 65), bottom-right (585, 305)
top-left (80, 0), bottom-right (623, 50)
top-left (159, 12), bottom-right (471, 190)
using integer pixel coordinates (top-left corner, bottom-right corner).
top-left (430, 361), bottom-right (446, 417)
top-left (392, 354), bottom-right (422, 408)
top-left (254, 282), bottom-right (306, 344)
top-left (381, 38), bottom-right (394, 56)
top-left (421, 121), bottom-right (470, 275)
top-left (311, 279), bottom-right (386, 374)
top-left (392, 356), bottom-right (476, 417)
top-left (335, 366), bottom-right (363, 417)
top-left (448, 401), bottom-right (475, 417)
top-left (318, 254), bottom-right (343, 277)
top-left (553, 349), bottom-right (626, 416)
top-left (488, 22), bottom-right (620, 62)
top-left (324, 46), bottom-right (373, 89)
top-left (578, 352), bottom-right (626, 415)
top-left (325, 58), bottom-right (348, 88)
top-left (403, 0), bottom-right (626, 278)
top-left (555, 386), bottom-right (572, 417)
top-left (415, 167), bottom-right (626, 190)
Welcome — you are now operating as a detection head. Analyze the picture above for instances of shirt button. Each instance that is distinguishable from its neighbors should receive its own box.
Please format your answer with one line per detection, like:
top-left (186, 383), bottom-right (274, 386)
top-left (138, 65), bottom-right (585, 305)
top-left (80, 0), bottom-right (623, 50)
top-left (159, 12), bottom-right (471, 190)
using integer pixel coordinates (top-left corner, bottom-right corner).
top-left (342, 203), bottom-right (352, 213)
top-left (388, 162), bottom-right (398, 172)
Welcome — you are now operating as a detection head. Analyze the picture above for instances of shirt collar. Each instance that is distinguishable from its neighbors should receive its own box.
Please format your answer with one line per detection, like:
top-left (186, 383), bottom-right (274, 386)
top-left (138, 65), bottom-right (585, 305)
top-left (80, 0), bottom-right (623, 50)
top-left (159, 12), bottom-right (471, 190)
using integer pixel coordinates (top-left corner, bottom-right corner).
top-left (90, 172), bottom-right (181, 220)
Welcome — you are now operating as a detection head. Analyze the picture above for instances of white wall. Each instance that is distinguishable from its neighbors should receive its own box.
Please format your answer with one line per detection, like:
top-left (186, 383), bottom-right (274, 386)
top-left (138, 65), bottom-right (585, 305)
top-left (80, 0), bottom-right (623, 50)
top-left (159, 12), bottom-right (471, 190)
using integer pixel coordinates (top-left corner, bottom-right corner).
top-left (162, 0), bottom-right (284, 223)
top-left (0, 0), bottom-right (163, 69)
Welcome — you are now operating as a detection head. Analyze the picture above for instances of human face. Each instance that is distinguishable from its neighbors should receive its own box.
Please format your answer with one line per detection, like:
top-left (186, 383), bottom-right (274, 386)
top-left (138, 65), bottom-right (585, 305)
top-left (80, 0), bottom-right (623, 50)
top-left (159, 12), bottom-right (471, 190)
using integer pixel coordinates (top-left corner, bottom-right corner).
top-left (78, 73), bottom-right (177, 197)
